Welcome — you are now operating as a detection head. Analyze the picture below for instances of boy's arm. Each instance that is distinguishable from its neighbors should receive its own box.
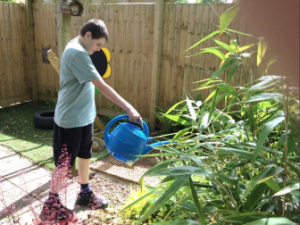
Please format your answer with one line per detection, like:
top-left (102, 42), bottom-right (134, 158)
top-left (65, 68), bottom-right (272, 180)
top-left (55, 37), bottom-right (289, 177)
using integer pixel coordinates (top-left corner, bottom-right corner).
top-left (91, 77), bottom-right (143, 124)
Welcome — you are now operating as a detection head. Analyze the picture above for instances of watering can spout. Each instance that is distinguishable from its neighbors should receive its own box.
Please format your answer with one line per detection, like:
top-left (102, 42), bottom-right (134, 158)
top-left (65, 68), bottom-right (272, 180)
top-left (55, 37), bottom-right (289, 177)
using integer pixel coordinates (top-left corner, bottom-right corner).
top-left (143, 145), bottom-right (154, 155)
top-left (143, 141), bottom-right (172, 155)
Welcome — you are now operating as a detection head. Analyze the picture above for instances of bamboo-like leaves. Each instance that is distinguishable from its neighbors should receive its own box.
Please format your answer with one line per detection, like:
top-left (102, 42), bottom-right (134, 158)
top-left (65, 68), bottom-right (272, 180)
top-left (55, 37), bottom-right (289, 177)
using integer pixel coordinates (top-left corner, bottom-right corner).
top-left (211, 57), bottom-right (239, 80)
top-left (245, 217), bottom-right (297, 225)
top-left (214, 39), bottom-right (235, 52)
top-left (138, 176), bottom-right (189, 222)
top-left (165, 100), bottom-right (186, 114)
top-left (208, 89), bottom-right (219, 126)
top-left (257, 39), bottom-right (267, 66)
top-left (153, 220), bottom-right (201, 225)
top-left (161, 113), bottom-right (191, 126)
top-left (186, 96), bottom-right (197, 122)
top-left (273, 183), bottom-right (300, 197)
top-left (242, 183), bottom-right (267, 212)
top-left (253, 113), bottom-right (285, 161)
top-left (146, 166), bottom-right (212, 177)
top-left (228, 60), bottom-right (241, 83)
top-left (245, 75), bottom-right (282, 96)
top-left (242, 165), bottom-right (284, 199)
top-left (219, 5), bottom-right (240, 35)
top-left (242, 93), bottom-right (283, 103)
top-left (186, 48), bottom-right (226, 60)
top-left (120, 190), bottom-right (156, 213)
top-left (189, 177), bottom-right (206, 225)
top-left (131, 8), bottom-right (299, 224)
top-left (172, 127), bottom-right (191, 141)
top-left (224, 212), bottom-right (275, 223)
top-left (183, 30), bottom-right (220, 53)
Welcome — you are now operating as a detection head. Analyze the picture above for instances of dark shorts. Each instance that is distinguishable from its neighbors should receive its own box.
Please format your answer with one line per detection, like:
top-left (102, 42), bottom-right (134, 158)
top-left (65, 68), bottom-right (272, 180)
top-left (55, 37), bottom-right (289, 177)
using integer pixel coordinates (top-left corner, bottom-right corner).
top-left (53, 123), bottom-right (93, 167)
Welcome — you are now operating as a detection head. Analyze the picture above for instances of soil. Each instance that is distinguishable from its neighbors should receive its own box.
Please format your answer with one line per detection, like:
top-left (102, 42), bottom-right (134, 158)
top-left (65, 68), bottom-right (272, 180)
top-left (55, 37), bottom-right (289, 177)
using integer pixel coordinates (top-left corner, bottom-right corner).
top-left (79, 172), bottom-right (139, 225)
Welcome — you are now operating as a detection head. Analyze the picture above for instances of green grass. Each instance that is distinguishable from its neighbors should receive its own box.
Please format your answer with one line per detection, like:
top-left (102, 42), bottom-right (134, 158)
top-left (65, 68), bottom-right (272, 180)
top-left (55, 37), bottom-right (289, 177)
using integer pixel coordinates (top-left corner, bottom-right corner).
top-left (0, 101), bottom-right (109, 170)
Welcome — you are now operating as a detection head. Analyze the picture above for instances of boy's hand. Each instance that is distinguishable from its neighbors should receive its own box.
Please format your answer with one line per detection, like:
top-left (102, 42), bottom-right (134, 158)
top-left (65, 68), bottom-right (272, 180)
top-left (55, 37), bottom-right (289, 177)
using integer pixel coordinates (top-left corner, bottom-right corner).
top-left (127, 107), bottom-right (143, 128)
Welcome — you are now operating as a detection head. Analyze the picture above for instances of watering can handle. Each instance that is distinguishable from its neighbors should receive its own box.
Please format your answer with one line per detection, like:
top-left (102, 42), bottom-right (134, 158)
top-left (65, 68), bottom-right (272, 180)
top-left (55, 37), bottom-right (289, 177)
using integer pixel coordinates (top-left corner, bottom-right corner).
top-left (103, 114), bottom-right (149, 143)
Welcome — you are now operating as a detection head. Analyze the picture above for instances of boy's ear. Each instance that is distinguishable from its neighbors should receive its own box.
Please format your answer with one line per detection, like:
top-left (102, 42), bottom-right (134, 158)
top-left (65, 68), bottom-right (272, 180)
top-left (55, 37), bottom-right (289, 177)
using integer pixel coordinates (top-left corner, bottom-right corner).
top-left (85, 31), bottom-right (92, 39)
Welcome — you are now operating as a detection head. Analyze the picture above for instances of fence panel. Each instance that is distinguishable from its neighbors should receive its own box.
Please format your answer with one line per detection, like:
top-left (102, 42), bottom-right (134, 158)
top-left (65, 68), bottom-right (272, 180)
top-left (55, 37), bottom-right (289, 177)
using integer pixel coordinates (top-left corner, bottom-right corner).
top-left (0, 2), bottom-right (30, 106)
top-left (159, 3), bottom-right (255, 110)
top-left (30, 2), bottom-right (254, 121)
top-left (32, 3), bottom-right (58, 102)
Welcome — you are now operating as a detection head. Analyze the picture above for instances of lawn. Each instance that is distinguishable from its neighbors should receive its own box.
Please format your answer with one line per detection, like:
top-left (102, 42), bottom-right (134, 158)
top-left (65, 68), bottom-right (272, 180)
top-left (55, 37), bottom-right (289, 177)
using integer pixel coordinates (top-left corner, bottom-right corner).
top-left (0, 101), bottom-right (109, 170)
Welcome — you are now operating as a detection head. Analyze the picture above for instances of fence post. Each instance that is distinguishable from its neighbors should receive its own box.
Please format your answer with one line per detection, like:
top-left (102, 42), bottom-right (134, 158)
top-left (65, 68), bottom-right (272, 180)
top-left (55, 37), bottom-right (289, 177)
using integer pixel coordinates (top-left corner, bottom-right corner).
top-left (149, 0), bottom-right (164, 130)
top-left (56, 0), bottom-right (71, 59)
top-left (25, 0), bottom-right (38, 101)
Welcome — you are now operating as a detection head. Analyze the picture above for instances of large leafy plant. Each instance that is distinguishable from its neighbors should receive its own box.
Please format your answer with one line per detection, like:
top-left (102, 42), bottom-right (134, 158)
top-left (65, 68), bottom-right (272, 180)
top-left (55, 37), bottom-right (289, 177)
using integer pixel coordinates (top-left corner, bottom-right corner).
top-left (121, 5), bottom-right (299, 225)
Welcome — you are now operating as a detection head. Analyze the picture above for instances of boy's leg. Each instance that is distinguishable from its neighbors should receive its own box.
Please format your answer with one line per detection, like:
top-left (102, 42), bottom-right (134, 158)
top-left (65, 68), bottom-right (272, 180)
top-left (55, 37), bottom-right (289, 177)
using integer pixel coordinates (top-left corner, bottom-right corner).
top-left (75, 124), bottom-right (108, 209)
top-left (78, 158), bottom-right (90, 184)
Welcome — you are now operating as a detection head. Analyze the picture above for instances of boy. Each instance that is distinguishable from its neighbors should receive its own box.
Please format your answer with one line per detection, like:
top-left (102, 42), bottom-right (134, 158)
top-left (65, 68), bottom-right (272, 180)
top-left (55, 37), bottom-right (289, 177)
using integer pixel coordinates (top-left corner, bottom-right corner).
top-left (40, 19), bottom-right (142, 223)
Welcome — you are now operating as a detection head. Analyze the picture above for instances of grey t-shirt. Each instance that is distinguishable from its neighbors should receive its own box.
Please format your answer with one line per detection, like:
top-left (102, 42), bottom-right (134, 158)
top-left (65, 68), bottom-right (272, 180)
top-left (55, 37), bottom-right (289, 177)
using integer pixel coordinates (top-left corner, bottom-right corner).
top-left (54, 39), bottom-right (100, 128)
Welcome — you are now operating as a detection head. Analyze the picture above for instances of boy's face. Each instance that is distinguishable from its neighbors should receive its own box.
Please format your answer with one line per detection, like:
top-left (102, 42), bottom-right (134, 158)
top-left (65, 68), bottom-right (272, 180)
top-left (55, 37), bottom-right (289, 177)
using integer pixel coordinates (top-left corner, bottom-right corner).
top-left (83, 32), bottom-right (106, 55)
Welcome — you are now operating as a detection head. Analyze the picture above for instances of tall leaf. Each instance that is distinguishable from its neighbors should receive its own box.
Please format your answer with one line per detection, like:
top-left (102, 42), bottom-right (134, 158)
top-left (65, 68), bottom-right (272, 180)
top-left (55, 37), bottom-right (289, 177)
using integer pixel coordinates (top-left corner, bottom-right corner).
top-left (183, 30), bottom-right (220, 53)
top-left (172, 128), bottom-right (191, 141)
top-left (200, 112), bottom-right (210, 130)
top-left (194, 84), bottom-right (218, 91)
top-left (219, 5), bottom-right (240, 35)
top-left (224, 212), bottom-right (271, 223)
top-left (186, 96), bottom-right (197, 122)
top-left (143, 159), bottom-right (180, 177)
top-left (208, 89), bottom-right (219, 125)
top-left (147, 166), bottom-right (212, 177)
top-left (214, 39), bottom-right (235, 52)
top-left (242, 93), bottom-right (283, 104)
top-left (120, 190), bottom-right (156, 212)
top-left (186, 48), bottom-right (226, 60)
top-left (253, 114), bottom-right (285, 160)
top-left (242, 183), bottom-right (267, 212)
top-left (153, 220), bottom-right (201, 225)
top-left (166, 100), bottom-right (186, 114)
top-left (242, 165), bottom-right (284, 199)
top-left (162, 113), bottom-right (191, 126)
top-left (236, 43), bottom-right (256, 53)
top-left (227, 61), bottom-right (241, 83)
top-left (219, 147), bottom-right (256, 160)
top-left (245, 217), bottom-right (297, 225)
top-left (226, 28), bottom-right (254, 37)
top-left (189, 178), bottom-right (206, 225)
top-left (211, 57), bottom-right (239, 80)
top-left (204, 89), bottom-right (217, 103)
top-left (273, 183), bottom-right (300, 197)
top-left (264, 179), bottom-right (280, 192)
top-left (245, 75), bottom-right (281, 96)
top-left (257, 39), bottom-right (267, 66)
top-left (138, 176), bottom-right (189, 222)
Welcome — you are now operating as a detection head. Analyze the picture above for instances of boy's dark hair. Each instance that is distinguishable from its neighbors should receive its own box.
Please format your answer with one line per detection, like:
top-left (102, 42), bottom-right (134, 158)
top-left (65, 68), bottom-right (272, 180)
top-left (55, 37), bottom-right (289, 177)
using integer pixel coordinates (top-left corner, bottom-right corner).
top-left (80, 19), bottom-right (109, 41)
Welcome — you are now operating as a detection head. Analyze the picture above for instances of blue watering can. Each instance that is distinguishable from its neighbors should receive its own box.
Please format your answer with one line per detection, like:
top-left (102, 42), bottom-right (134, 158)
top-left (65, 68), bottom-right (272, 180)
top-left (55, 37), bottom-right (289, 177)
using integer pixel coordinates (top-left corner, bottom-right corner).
top-left (104, 114), bottom-right (170, 164)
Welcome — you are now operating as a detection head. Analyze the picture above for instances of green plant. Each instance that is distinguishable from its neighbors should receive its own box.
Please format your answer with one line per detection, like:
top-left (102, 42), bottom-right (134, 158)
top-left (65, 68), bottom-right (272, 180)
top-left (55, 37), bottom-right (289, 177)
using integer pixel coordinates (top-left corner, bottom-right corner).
top-left (196, 0), bottom-right (229, 3)
top-left (175, 0), bottom-right (189, 3)
top-left (0, 0), bottom-right (15, 2)
top-left (44, 99), bottom-right (56, 108)
top-left (121, 188), bottom-right (157, 220)
top-left (122, 5), bottom-right (299, 225)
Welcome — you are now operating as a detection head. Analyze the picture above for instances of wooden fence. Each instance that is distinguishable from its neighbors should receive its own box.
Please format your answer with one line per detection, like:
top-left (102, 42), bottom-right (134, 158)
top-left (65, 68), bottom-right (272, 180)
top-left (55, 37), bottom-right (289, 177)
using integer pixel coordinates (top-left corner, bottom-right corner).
top-left (0, 2), bottom-right (31, 106)
top-left (0, 1), bottom-right (255, 127)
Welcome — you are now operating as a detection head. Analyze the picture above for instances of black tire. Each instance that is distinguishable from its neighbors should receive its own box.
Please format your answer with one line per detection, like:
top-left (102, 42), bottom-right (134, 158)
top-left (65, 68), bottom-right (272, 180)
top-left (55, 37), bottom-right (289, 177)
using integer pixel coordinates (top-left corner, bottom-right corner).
top-left (33, 109), bottom-right (55, 129)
